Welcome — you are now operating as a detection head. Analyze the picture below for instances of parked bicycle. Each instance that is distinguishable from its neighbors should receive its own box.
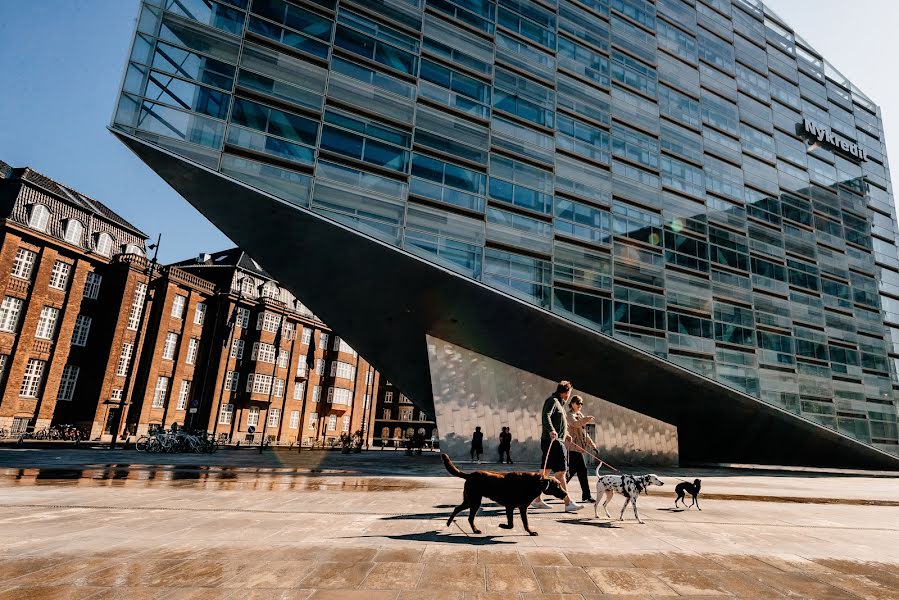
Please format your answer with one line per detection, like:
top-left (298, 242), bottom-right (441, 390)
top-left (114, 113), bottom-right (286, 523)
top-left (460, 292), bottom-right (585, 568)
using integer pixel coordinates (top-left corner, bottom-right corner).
top-left (135, 430), bottom-right (218, 454)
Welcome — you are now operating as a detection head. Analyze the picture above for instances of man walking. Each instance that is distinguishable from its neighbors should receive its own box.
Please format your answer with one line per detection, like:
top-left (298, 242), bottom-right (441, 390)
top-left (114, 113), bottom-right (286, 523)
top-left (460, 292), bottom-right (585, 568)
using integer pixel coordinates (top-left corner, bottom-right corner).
top-left (567, 395), bottom-right (596, 504)
top-left (499, 427), bottom-right (513, 464)
top-left (532, 381), bottom-right (581, 512)
top-left (470, 426), bottom-right (483, 463)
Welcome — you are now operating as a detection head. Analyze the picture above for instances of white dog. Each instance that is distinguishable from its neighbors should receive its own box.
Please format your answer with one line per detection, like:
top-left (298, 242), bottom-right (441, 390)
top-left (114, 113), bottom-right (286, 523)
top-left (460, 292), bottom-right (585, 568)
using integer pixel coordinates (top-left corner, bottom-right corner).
top-left (594, 472), bottom-right (664, 524)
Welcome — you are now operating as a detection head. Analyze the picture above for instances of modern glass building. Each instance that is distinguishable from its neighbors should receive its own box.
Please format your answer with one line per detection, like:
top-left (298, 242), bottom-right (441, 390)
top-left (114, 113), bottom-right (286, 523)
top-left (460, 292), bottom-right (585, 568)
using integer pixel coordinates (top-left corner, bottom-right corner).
top-left (111, 0), bottom-right (899, 467)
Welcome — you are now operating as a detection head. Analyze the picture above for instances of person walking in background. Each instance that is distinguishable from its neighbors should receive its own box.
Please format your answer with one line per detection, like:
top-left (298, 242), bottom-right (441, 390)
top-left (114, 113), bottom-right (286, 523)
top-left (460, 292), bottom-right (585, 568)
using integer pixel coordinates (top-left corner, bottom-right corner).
top-left (532, 381), bottom-right (581, 512)
top-left (499, 427), bottom-right (513, 464)
top-left (470, 426), bottom-right (484, 463)
top-left (566, 395), bottom-right (597, 504)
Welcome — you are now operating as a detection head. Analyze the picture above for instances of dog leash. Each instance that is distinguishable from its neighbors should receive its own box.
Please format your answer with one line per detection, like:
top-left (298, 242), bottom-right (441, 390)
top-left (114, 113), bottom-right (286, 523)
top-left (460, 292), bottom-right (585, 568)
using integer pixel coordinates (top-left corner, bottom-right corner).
top-left (566, 441), bottom-right (621, 474)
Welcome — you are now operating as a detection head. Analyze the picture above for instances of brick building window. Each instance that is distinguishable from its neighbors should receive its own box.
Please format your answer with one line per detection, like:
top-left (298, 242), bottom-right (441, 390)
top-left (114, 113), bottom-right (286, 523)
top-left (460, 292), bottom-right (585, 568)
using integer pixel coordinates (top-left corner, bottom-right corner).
top-left (319, 333), bottom-right (329, 349)
top-left (309, 412), bottom-right (318, 429)
top-left (71, 315), bottom-right (91, 347)
top-left (385, 391), bottom-right (394, 403)
top-left (382, 409), bottom-right (390, 420)
top-left (219, 403), bottom-right (234, 425)
top-left (194, 302), bottom-right (207, 325)
top-left (247, 373), bottom-right (272, 395)
top-left (152, 376), bottom-right (169, 408)
top-left (177, 380), bottom-right (191, 410)
top-left (128, 283), bottom-right (147, 330)
top-left (186, 338), bottom-right (199, 364)
top-left (293, 381), bottom-right (305, 400)
top-left (231, 339), bottom-right (244, 359)
top-left (35, 307), bottom-right (60, 340)
top-left (48, 261), bottom-right (70, 290)
top-left (28, 204), bottom-right (50, 231)
top-left (236, 307), bottom-right (250, 329)
top-left (94, 232), bottom-right (113, 257)
top-left (0, 354), bottom-right (8, 385)
top-left (328, 415), bottom-right (337, 431)
top-left (11, 248), bottom-right (36, 279)
top-left (296, 356), bottom-right (307, 377)
top-left (258, 312), bottom-right (281, 332)
top-left (19, 358), bottom-right (46, 398)
top-left (83, 272), bottom-right (102, 299)
top-left (331, 361), bottom-right (355, 379)
top-left (11, 417), bottom-right (29, 435)
top-left (329, 387), bottom-right (352, 406)
top-left (57, 365), bottom-right (80, 402)
top-left (64, 219), bottom-right (83, 245)
top-left (315, 358), bottom-right (324, 375)
top-left (251, 342), bottom-right (276, 363)
top-left (116, 343), bottom-right (133, 376)
top-left (342, 416), bottom-right (350, 432)
top-left (312, 385), bottom-right (321, 402)
top-left (400, 407), bottom-right (413, 421)
top-left (399, 394), bottom-right (412, 404)
top-left (111, 389), bottom-right (122, 402)
top-left (247, 406), bottom-right (260, 427)
top-left (289, 410), bottom-right (299, 429)
top-left (171, 296), bottom-right (186, 319)
top-left (162, 332), bottom-right (179, 360)
top-left (268, 408), bottom-right (280, 427)
top-left (277, 350), bottom-right (289, 368)
top-left (301, 327), bottom-right (312, 345)
top-left (282, 321), bottom-right (296, 340)
top-left (0, 297), bottom-right (24, 332)
top-left (273, 378), bottom-right (285, 397)
top-left (224, 370), bottom-right (239, 391)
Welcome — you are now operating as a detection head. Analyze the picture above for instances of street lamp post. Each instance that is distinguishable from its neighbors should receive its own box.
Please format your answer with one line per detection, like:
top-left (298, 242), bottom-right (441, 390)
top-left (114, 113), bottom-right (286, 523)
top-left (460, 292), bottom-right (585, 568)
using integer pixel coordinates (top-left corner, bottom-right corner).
top-left (211, 276), bottom-right (248, 442)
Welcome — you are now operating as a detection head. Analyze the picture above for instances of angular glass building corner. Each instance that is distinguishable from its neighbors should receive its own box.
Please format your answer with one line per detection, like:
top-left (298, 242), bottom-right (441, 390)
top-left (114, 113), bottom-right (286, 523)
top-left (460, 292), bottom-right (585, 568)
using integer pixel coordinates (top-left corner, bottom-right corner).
top-left (111, 0), bottom-right (899, 468)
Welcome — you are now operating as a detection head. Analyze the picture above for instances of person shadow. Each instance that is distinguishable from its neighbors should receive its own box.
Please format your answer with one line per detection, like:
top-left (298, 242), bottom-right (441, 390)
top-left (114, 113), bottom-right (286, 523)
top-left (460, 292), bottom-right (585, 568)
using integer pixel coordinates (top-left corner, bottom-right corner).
top-left (351, 531), bottom-right (516, 545)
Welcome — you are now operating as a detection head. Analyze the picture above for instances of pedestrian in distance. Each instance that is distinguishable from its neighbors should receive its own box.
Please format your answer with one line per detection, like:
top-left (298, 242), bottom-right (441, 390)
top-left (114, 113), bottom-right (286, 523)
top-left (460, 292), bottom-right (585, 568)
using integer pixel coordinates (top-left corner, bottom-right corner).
top-left (532, 380), bottom-right (582, 512)
top-left (498, 426), bottom-right (513, 464)
top-left (566, 395), bottom-right (597, 503)
top-left (470, 426), bottom-right (484, 463)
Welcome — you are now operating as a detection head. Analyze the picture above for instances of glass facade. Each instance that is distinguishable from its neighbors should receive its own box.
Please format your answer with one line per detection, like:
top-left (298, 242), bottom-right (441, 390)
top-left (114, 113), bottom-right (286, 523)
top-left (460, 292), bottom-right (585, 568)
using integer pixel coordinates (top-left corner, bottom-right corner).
top-left (114, 0), bottom-right (899, 455)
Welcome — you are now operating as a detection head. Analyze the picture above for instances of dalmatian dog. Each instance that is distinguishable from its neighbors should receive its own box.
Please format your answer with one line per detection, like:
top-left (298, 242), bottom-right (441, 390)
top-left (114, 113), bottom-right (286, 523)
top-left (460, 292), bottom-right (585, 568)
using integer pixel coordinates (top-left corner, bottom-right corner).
top-left (594, 472), bottom-right (664, 524)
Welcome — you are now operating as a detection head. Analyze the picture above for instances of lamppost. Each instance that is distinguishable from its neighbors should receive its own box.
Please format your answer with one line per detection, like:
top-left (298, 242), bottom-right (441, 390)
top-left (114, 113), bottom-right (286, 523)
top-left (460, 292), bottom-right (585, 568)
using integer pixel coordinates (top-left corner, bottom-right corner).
top-left (211, 275), bottom-right (249, 442)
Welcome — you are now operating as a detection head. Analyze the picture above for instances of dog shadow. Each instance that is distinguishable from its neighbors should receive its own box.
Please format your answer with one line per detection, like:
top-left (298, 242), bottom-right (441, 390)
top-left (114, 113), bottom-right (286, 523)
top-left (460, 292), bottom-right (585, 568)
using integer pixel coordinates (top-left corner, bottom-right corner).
top-left (558, 518), bottom-right (619, 528)
top-left (380, 509), bottom-right (504, 521)
top-left (657, 507), bottom-right (685, 512)
top-left (352, 531), bottom-right (515, 545)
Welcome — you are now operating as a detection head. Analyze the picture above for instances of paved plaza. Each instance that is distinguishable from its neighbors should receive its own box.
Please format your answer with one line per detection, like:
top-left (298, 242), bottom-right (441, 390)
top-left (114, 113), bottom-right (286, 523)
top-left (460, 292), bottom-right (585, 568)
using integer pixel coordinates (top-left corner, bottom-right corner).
top-left (0, 448), bottom-right (897, 599)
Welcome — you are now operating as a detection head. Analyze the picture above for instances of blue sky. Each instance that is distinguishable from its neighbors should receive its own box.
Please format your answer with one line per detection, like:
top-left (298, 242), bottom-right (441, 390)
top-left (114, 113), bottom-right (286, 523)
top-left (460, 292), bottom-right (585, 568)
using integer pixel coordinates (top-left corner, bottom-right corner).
top-left (0, 0), bottom-right (896, 265)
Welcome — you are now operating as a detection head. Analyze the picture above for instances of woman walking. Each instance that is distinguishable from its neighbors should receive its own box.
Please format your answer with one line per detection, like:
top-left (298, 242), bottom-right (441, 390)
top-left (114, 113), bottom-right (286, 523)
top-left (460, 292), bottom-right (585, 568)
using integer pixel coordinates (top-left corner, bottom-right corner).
top-left (567, 395), bottom-right (597, 503)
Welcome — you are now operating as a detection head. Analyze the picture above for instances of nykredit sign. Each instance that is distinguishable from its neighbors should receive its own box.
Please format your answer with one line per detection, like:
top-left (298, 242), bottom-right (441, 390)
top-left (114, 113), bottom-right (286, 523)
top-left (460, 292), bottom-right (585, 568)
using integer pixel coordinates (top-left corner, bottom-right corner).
top-left (800, 118), bottom-right (867, 162)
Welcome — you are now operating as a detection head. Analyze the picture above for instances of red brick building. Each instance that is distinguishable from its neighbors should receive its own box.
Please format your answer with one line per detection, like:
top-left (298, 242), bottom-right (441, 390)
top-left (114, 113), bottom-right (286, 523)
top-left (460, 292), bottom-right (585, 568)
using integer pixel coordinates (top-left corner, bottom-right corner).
top-left (372, 378), bottom-right (438, 448)
top-left (0, 161), bottom-right (148, 436)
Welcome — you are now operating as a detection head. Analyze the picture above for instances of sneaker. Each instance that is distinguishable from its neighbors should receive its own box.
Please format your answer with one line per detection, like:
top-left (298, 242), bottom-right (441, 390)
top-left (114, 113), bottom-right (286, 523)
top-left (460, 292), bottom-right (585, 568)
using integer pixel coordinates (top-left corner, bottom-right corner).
top-left (565, 501), bottom-right (583, 512)
top-left (531, 498), bottom-right (551, 509)
top-left (582, 497), bottom-right (596, 504)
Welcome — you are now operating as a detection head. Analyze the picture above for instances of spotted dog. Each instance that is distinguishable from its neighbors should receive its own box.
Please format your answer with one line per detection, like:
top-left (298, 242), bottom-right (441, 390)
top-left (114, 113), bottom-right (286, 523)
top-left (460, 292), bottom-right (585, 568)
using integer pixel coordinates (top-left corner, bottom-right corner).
top-left (594, 472), bottom-right (664, 524)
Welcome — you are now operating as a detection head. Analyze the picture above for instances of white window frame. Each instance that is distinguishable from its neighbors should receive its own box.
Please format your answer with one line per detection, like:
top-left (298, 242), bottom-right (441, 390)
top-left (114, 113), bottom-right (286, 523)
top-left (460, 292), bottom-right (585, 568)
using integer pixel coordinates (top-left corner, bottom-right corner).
top-left (194, 302), bottom-right (207, 325)
top-left (83, 272), bottom-right (102, 299)
top-left (328, 414), bottom-right (337, 431)
top-left (171, 296), bottom-right (186, 319)
top-left (293, 381), bottom-right (305, 400)
top-left (48, 261), bottom-right (71, 290)
top-left (385, 391), bottom-right (394, 403)
top-left (128, 282), bottom-right (147, 330)
top-left (57, 365), bottom-right (80, 402)
top-left (116, 343), bottom-right (133, 376)
top-left (315, 358), bottom-right (324, 375)
top-left (95, 232), bottom-right (113, 257)
top-left (277, 350), bottom-right (289, 368)
top-left (0, 296), bottom-right (23, 333)
top-left (231, 338), bottom-right (245, 359)
top-left (224, 370), bottom-right (239, 391)
top-left (312, 385), bottom-right (321, 402)
top-left (35, 306), bottom-right (60, 340)
top-left (273, 378), bottom-right (284, 397)
top-left (289, 410), bottom-right (299, 429)
top-left (186, 337), bottom-right (199, 365)
top-left (309, 412), bottom-right (318, 429)
top-left (11, 248), bottom-right (36, 280)
top-left (319, 333), bottom-right (329, 349)
top-left (19, 358), bottom-right (46, 398)
top-left (247, 406), bottom-right (260, 427)
top-left (64, 219), bottom-right (83, 245)
top-left (237, 307), bottom-right (250, 329)
top-left (382, 408), bottom-right (391, 420)
top-left (296, 356), bottom-right (307, 377)
top-left (152, 376), bottom-right (169, 408)
top-left (162, 332), bottom-right (179, 360)
top-left (342, 415), bottom-right (350, 433)
top-left (219, 403), bottom-right (234, 425)
top-left (268, 408), bottom-right (280, 427)
top-left (176, 380), bottom-right (191, 410)
top-left (252, 342), bottom-right (276, 363)
top-left (28, 204), bottom-right (50, 231)
top-left (71, 314), bottom-right (92, 347)
top-left (301, 327), bottom-right (312, 345)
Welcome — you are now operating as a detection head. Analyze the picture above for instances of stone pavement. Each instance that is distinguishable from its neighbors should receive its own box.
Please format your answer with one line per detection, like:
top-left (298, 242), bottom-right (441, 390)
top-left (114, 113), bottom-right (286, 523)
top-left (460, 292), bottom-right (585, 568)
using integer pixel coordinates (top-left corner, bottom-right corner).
top-left (0, 448), bottom-right (897, 599)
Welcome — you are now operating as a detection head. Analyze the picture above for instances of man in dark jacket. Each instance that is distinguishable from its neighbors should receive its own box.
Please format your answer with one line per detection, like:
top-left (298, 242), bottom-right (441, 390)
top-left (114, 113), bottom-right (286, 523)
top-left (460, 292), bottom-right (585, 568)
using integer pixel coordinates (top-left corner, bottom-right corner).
top-left (470, 426), bottom-right (483, 463)
top-left (531, 381), bottom-right (582, 512)
top-left (498, 427), bottom-right (513, 464)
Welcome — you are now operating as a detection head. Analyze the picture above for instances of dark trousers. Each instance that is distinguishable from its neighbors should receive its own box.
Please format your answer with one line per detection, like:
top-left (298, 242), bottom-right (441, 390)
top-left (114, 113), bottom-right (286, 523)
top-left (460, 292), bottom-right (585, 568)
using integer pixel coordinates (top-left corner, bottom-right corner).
top-left (567, 451), bottom-right (592, 500)
top-left (470, 446), bottom-right (482, 460)
top-left (498, 445), bottom-right (512, 463)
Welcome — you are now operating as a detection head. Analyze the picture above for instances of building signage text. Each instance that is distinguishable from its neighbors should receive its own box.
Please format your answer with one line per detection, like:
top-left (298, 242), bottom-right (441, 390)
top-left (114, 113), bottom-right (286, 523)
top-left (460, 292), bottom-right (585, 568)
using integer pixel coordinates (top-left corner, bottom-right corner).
top-left (801, 118), bottom-right (867, 162)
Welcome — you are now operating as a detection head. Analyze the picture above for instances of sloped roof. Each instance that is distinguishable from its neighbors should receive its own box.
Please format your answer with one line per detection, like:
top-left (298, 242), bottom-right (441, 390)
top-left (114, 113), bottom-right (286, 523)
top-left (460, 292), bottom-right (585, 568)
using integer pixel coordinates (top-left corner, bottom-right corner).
top-left (5, 165), bottom-right (147, 238)
top-left (0, 160), bottom-right (11, 180)
top-left (171, 247), bottom-right (273, 279)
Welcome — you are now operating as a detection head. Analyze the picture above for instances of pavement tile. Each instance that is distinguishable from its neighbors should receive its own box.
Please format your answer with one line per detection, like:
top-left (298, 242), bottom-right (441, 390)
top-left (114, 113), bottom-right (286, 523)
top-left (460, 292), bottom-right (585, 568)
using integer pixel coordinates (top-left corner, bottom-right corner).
top-left (531, 566), bottom-right (600, 594)
top-left (564, 552), bottom-right (635, 568)
top-left (477, 549), bottom-right (521, 564)
top-left (699, 569), bottom-right (787, 598)
top-left (705, 555), bottom-right (785, 572)
top-left (151, 589), bottom-right (224, 600)
top-left (401, 592), bottom-right (464, 600)
top-left (485, 564), bottom-right (540, 592)
top-left (421, 546), bottom-right (478, 564)
top-left (462, 593), bottom-right (507, 600)
top-left (651, 569), bottom-right (732, 596)
top-left (308, 591), bottom-right (397, 600)
top-left (662, 553), bottom-right (724, 570)
top-left (219, 561), bottom-right (313, 588)
top-left (8, 558), bottom-right (109, 586)
top-left (222, 591), bottom-right (314, 600)
top-left (756, 554), bottom-right (837, 574)
top-left (519, 594), bottom-right (587, 600)
top-left (373, 548), bottom-right (424, 563)
top-left (520, 551), bottom-right (573, 566)
top-left (361, 562), bottom-right (424, 590)
top-left (759, 571), bottom-right (857, 599)
top-left (0, 586), bottom-right (106, 600)
top-left (75, 560), bottom-right (183, 587)
top-left (583, 567), bottom-right (678, 595)
top-left (825, 573), bottom-right (899, 600)
top-left (299, 562), bottom-right (374, 589)
top-left (0, 558), bottom-right (69, 583)
top-left (417, 563), bottom-right (485, 591)
top-left (627, 554), bottom-right (682, 569)
top-left (144, 560), bottom-right (233, 587)
top-left (319, 547), bottom-right (378, 563)
top-left (89, 587), bottom-right (160, 600)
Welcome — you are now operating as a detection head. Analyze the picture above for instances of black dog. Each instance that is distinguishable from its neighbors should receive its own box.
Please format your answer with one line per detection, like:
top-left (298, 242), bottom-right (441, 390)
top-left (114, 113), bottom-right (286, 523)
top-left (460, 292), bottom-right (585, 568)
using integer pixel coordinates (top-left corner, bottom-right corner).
top-left (674, 478), bottom-right (702, 510)
top-left (442, 453), bottom-right (567, 535)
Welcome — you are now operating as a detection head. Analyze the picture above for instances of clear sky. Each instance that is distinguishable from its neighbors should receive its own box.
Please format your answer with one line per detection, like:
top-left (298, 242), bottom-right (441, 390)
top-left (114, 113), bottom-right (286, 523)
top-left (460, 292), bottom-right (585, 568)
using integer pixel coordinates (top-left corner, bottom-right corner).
top-left (0, 0), bottom-right (897, 265)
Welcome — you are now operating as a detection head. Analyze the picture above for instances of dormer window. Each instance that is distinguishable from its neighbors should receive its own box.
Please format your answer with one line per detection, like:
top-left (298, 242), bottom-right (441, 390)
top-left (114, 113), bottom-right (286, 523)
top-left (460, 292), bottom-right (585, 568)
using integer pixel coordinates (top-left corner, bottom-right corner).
top-left (122, 244), bottom-right (144, 256)
top-left (63, 219), bottom-right (83, 245)
top-left (94, 232), bottom-right (113, 257)
top-left (28, 204), bottom-right (50, 231)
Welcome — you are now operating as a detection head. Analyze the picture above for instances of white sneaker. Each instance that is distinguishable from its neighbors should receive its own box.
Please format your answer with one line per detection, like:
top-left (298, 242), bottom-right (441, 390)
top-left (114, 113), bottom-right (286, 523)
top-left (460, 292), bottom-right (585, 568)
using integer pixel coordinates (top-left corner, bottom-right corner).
top-left (531, 499), bottom-right (551, 509)
top-left (565, 501), bottom-right (583, 512)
